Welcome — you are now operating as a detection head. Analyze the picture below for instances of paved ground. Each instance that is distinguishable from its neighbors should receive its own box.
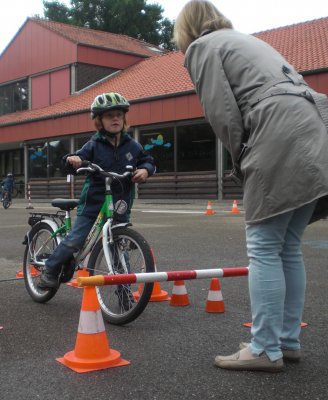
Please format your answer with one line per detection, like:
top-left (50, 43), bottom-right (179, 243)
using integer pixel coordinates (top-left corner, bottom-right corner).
top-left (0, 198), bottom-right (327, 400)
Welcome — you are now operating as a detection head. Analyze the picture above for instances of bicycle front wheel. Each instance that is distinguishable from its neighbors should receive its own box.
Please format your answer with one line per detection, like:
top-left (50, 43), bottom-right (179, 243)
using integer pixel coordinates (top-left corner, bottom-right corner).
top-left (23, 222), bottom-right (59, 303)
top-left (88, 227), bottom-right (154, 325)
top-left (2, 192), bottom-right (10, 209)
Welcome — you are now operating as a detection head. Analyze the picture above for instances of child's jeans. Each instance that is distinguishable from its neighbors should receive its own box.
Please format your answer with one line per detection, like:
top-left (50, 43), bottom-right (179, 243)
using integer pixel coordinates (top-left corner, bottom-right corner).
top-left (45, 215), bottom-right (94, 276)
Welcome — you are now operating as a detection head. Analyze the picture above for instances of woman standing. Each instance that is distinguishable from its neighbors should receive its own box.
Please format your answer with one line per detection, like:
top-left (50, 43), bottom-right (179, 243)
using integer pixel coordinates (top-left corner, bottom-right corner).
top-left (174, 0), bottom-right (328, 372)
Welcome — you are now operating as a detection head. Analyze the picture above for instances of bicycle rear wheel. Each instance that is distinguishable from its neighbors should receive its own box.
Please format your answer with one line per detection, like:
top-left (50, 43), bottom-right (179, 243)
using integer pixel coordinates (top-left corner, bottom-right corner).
top-left (88, 227), bottom-right (154, 325)
top-left (23, 222), bottom-right (59, 302)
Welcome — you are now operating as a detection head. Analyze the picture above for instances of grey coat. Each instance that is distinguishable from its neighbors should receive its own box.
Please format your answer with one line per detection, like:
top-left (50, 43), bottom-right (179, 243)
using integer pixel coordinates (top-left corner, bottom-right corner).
top-left (185, 29), bottom-right (328, 224)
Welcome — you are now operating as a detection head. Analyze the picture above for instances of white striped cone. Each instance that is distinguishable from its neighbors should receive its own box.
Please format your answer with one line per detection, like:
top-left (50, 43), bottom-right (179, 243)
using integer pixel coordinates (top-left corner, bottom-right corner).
top-left (206, 278), bottom-right (225, 313)
top-left (57, 286), bottom-right (130, 373)
top-left (205, 201), bottom-right (215, 215)
top-left (170, 280), bottom-right (189, 306)
top-left (231, 200), bottom-right (240, 214)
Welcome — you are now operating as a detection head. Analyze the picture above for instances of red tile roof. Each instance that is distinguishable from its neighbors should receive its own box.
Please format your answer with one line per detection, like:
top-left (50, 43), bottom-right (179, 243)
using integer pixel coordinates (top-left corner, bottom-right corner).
top-left (31, 18), bottom-right (164, 58)
top-left (1, 16), bottom-right (328, 127)
top-left (254, 17), bottom-right (328, 72)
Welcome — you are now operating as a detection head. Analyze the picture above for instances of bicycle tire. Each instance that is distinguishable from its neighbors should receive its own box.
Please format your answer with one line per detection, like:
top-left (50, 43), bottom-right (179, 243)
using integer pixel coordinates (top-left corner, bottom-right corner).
top-left (3, 199), bottom-right (10, 209)
top-left (23, 222), bottom-right (59, 303)
top-left (88, 227), bottom-right (154, 325)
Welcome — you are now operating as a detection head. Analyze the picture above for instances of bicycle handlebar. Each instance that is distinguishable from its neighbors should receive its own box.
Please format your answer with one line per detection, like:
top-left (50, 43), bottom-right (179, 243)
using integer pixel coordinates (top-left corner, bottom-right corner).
top-left (76, 161), bottom-right (133, 179)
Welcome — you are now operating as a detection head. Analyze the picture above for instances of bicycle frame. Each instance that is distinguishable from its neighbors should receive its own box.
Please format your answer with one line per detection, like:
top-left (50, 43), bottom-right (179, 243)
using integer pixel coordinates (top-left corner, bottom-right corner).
top-left (44, 175), bottom-right (128, 274)
top-left (81, 175), bottom-right (130, 274)
top-left (27, 162), bottom-right (132, 276)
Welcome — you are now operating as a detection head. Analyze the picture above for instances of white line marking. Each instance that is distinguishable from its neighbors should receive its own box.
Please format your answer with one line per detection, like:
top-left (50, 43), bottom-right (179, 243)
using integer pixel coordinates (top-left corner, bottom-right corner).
top-left (141, 210), bottom-right (205, 214)
top-left (140, 210), bottom-right (242, 214)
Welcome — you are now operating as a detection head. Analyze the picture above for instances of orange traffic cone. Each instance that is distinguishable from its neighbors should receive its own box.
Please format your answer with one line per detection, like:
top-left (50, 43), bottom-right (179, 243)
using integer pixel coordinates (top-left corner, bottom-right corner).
top-left (150, 281), bottom-right (171, 301)
top-left (67, 254), bottom-right (91, 288)
top-left (67, 267), bottom-right (90, 288)
top-left (205, 278), bottom-right (225, 313)
top-left (57, 285), bottom-right (130, 373)
top-left (133, 249), bottom-right (170, 301)
top-left (170, 280), bottom-right (189, 306)
top-left (16, 264), bottom-right (39, 278)
top-left (204, 200), bottom-right (215, 216)
top-left (134, 281), bottom-right (171, 302)
top-left (231, 200), bottom-right (240, 214)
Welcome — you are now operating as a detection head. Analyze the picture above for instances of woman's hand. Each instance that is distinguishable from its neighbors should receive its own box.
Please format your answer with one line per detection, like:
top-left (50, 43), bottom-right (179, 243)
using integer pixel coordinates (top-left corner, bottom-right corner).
top-left (131, 168), bottom-right (149, 183)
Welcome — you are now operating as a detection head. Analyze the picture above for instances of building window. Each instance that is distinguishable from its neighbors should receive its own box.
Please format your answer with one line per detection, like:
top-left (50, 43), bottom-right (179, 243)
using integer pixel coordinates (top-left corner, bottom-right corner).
top-left (75, 64), bottom-right (118, 92)
top-left (74, 133), bottom-right (93, 151)
top-left (28, 138), bottom-right (70, 178)
top-left (223, 148), bottom-right (233, 171)
top-left (139, 128), bottom-right (174, 173)
top-left (48, 139), bottom-right (70, 177)
top-left (28, 142), bottom-right (47, 178)
top-left (177, 123), bottom-right (216, 172)
top-left (0, 79), bottom-right (28, 116)
top-left (0, 149), bottom-right (24, 178)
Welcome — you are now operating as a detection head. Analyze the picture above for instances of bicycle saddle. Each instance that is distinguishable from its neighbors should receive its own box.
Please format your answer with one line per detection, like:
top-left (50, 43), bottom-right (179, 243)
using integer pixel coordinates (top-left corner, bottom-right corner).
top-left (51, 198), bottom-right (80, 211)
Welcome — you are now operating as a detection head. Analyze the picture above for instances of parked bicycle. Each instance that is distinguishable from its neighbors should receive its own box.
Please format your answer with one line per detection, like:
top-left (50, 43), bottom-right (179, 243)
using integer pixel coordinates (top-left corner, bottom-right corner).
top-left (12, 180), bottom-right (25, 198)
top-left (23, 161), bottom-right (155, 325)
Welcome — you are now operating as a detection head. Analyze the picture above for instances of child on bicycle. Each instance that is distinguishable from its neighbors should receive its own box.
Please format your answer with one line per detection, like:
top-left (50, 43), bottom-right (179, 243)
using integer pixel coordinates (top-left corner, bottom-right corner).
top-left (1, 173), bottom-right (15, 202)
top-left (39, 92), bottom-right (155, 293)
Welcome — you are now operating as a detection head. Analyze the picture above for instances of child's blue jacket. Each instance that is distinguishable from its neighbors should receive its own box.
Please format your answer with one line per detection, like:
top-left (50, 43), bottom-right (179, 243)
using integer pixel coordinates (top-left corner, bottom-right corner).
top-left (65, 131), bottom-right (155, 220)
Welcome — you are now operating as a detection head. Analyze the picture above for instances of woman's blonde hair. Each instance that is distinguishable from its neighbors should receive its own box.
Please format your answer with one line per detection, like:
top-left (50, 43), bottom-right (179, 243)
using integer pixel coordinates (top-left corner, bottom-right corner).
top-left (173, 0), bottom-right (233, 53)
top-left (94, 113), bottom-right (129, 133)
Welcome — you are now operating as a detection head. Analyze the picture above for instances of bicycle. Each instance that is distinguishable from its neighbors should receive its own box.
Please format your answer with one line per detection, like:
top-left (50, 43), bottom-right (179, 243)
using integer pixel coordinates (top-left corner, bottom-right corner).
top-left (22, 161), bottom-right (155, 325)
top-left (2, 190), bottom-right (12, 209)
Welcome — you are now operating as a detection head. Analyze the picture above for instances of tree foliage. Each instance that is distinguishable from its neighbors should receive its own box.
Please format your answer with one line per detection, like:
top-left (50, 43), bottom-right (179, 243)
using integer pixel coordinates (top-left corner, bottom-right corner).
top-left (43, 0), bottom-right (175, 50)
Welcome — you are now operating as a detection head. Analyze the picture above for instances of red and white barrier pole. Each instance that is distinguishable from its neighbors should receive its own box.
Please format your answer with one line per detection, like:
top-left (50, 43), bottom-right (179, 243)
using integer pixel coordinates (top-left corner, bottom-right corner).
top-left (77, 267), bottom-right (249, 287)
top-left (26, 183), bottom-right (34, 209)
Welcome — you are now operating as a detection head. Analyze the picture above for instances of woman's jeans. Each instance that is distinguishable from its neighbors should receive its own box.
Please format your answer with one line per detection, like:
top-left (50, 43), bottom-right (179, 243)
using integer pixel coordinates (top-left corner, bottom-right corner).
top-left (246, 200), bottom-right (317, 361)
top-left (45, 215), bottom-right (94, 276)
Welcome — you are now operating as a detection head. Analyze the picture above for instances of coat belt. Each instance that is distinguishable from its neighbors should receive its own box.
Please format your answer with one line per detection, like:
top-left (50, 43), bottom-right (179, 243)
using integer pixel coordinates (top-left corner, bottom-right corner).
top-left (247, 76), bottom-right (328, 133)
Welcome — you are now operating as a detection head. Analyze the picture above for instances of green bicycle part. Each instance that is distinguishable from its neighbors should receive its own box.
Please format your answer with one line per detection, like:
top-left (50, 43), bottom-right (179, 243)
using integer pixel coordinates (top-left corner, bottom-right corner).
top-left (103, 192), bottom-right (114, 219)
top-left (51, 224), bottom-right (68, 239)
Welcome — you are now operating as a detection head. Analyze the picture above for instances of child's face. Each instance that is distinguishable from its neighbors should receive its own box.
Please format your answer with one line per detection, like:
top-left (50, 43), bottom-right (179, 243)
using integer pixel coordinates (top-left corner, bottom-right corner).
top-left (101, 110), bottom-right (124, 134)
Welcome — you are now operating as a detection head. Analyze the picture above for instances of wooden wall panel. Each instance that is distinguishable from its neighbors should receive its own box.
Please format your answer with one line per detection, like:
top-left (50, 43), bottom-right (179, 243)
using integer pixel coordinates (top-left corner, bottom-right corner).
top-left (304, 72), bottom-right (328, 94)
top-left (77, 46), bottom-right (144, 69)
top-left (0, 113), bottom-right (93, 144)
top-left (50, 68), bottom-right (70, 104)
top-left (128, 94), bottom-right (204, 126)
top-left (0, 20), bottom-right (76, 84)
top-left (31, 74), bottom-right (50, 109)
top-left (0, 94), bottom-right (203, 144)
